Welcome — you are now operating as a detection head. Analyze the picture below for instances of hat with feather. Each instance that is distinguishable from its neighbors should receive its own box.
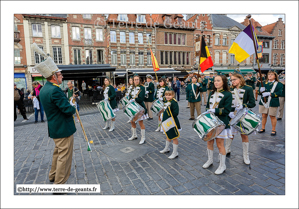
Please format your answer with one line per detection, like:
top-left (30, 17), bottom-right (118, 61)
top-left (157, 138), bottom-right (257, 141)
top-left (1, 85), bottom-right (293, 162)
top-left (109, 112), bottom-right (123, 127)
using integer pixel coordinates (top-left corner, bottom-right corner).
top-left (146, 74), bottom-right (153, 79)
top-left (31, 43), bottom-right (61, 78)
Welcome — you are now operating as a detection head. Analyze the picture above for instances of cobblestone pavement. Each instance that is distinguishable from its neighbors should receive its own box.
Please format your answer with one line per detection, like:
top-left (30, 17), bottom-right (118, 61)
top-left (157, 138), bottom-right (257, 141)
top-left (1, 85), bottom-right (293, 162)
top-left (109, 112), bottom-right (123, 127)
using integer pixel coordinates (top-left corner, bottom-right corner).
top-left (14, 94), bottom-right (285, 195)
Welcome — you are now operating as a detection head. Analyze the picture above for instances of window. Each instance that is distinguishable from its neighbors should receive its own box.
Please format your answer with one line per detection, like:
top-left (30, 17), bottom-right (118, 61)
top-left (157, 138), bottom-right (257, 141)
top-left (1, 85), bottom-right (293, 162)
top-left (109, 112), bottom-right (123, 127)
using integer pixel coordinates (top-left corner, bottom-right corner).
top-left (111, 51), bottom-right (117, 65)
top-left (278, 29), bottom-right (282, 36)
top-left (120, 31), bottom-right (126, 43)
top-left (182, 52), bottom-right (185, 65)
top-left (129, 32), bottom-right (135, 44)
top-left (72, 27), bottom-right (80, 40)
top-left (121, 51), bottom-right (126, 65)
top-left (34, 46), bottom-right (45, 64)
top-left (274, 40), bottom-right (278, 49)
top-left (84, 28), bottom-right (91, 39)
top-left (160, 51), bottom-right (164, 65)
top-left (85, 49), bottom-right (92, 64)
top-left (110, 31), bottom-right (116, 43)
top-left (170, 51), bottom-right (173, 65)
top-left (138, 51), bottom-right (144, 65)
top-left (273, 54), bottom-right (277, 65)
top-left (246, 57), bottom-right (250, 64)
top-left (138, 33), bottom-right (143, 44)
top-left (119, 14), bottom-right (127, 21)
top-left (263, 41), bottom-right (269, 48)
top-left (174, 52), bottom-right (177, 64)
top-left (230, 54), bottom-right (235, 65)
top-left (146, 33), bottom-right (152, 44)
top-left (215, 36), bottom-right (220, 45)
top-left (32, 24), bottom-right (42, 37)
top-left (207, 35), bottom-right (210, 46)
top-left (130, 51), bottom-right (135, 65)
top-left (178, 17), bottom-right (182, 24)
top-left (51, 25), bottom-right (61, 38)
top-left (74, 49), bottom-right (81, 65)
top-left (281, 40), bottom-right (285, 49)
top-left (280, 54), bottom-right (284, 65)
top-left (97, 50), bottom-right (103, 64)
top-left (137, 15), bottom-right (146, 23)
top-left (222, 52), bottom-right (226, 64)
top-left (178, 34), bottom-right (181, 45)
top-left (174, 33), bottom-right (177, 44)
top-left (230, 38), bottom-right (235, 48)
top-left (14, 23), bottom-right (18, 32)
top-left (147, 51), bottom-right (152, 65)
top-left (14, 49), bottom-right (21, 64)
top-left (178, 52), bottom-right (181, 65)
top-left (83, 14), bottom-right (91, 19)
top-left (186, 52), bottom-right (189, 65)
top-left (96, 29), bottom-right (103, 41)
top-left (165, 51), bottom-right (168, 65)
top-left (182, 34), bottom-right (185, 45)
top-left (53, 47), bottom-right (62, 64)
top-left (169, 33), bottom-right (172, 44)
top-left (215, 52), bottom-right (219, 64)
top-left (164, 33), bottom-right (168, 44)
top-left (260, 53), bottom-right (269, 63)
top-left (223, 37), bottom-right (227, 46)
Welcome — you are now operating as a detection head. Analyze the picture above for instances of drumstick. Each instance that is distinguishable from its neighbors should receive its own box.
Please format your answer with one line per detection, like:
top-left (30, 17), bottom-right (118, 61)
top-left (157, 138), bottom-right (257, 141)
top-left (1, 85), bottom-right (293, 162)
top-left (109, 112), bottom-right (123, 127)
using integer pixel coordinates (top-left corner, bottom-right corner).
top-left (75, 108), bottom-right (92, 152)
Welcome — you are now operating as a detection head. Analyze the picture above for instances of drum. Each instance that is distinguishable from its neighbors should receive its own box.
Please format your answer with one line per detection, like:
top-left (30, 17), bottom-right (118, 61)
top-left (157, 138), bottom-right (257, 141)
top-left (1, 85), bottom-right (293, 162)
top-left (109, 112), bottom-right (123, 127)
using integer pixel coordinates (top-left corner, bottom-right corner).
top-left (151, 99), bottom-right (164, 116)
top-left (192, 112), bottom-right (226, 142)
top-left (124, 101), bottom-right (145, 123)
top-left (230, 108), bottom-right (261, 135)
top-left (97, 100), bottom-right (116, 122)
top-left (120, 96), bottom-right (130, 108)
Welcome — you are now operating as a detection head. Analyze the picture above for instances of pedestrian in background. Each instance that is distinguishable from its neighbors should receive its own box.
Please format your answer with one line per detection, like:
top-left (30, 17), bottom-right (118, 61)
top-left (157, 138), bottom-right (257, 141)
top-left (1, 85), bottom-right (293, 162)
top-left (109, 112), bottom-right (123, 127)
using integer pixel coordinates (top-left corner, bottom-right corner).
top-left (32, 81), bottom-right (44, 123)
top-left (172, 76), bottom-right (181, 101)
top-left (14, 83), bottom-right (28, 121)
top-left (81, 80), bottom-right (86, 95)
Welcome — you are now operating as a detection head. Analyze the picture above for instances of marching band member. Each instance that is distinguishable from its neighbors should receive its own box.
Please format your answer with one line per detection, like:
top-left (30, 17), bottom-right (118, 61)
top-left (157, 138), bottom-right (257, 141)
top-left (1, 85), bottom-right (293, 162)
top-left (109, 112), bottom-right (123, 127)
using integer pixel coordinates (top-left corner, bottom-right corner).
top-left (245, 72), bottom-right (256, 100)
top-left (185, 71), bottom-right (193, 108)
top-left (277, 71), bottom-right (285, 120)
top-left (258, 70), bottom-right (283, 136)
top-left (125, 76), bottom-right (134, 97)
top-left (227, 72), bottom-right (233, 86)
top-left (200, 73), bottom-right (208, 106)
top-left (154, 77), bottom-right (169, 132)
top-left (160, 88), bottom-right (181, 159)
top-left (203, 73), bottom-right (232, 175)
top-left (186, 75), bottom-right (204, 120)
top-left (128, 74), bottom-right (148, 144)
top-left (102, 77), bottom-right (118, 132)
top-left (144, 74), bottom-right (155, 120)
top-left (226, 71), bottom-right (256, 164)
top-left (255, 72), bottom-right (262, 101)
top-left (207, 72), bottom-right (214, 98)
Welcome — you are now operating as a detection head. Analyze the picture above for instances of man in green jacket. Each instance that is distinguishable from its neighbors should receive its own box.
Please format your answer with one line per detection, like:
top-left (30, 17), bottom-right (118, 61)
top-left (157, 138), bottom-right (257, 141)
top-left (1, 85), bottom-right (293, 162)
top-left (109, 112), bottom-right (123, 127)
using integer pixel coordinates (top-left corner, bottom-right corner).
top-left (200, 73), bottom-right (208, 106)
top-left (32, 43), bottom-right (76, 186)
top-left (186, 75), bottom-right (204, 120)
top-left (144, 74), bottom-right (155, 120)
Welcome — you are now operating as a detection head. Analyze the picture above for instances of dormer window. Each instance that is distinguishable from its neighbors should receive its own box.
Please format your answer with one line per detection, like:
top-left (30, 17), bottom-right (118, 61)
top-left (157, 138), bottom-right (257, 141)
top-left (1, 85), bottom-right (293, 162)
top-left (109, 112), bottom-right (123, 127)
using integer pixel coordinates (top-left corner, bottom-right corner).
top-left (137, 15), bottom-right (146, 23)
top-left (118, 14), bottom-right (127, 21)
top-left (177, 17), bottom-right (182, 24)
top-left (256, 26), bottom-right (261, 32)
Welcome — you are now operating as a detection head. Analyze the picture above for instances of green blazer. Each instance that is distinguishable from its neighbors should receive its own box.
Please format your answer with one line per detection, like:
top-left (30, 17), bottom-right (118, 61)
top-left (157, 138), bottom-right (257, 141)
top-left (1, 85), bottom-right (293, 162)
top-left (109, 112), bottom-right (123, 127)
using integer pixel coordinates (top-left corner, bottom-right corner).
top-left (144, 82), bottom-right (155, 102)
top-left (201, 78), bottom-right (208, 92)
top-left (104, 85), bottom-right (117, 109)
top-left (163, 98), bottom-right (181, 129)
top-left (206, 90), bottom-right (232, 128)
top-left (230, 85), bottom-right (256, 112)
top-left (207, 77), bottom-right (214, 90)
top-left (39, 81), bottom-right (76, 139)
top-left (155, 85), bottom-right (169, 100)
top-left (129, 85), bottom-right (147, 115)
top-left (280, 82), bottom-right (285, 97)
top-left (258, 81), bottom-right (283, 107)
top-left (246, 76), bottom-right (256, 89)
top-left (186, 83), bottom-right (204, 103)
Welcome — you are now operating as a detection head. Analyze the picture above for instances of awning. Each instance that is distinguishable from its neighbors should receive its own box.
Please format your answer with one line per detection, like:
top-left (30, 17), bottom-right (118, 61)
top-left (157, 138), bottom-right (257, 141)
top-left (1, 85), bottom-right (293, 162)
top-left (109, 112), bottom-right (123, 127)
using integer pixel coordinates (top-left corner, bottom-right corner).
top-left (127, 68), bottom-right (185, 78)
top-left (112, 70), bottom-right (133, 78)
top-left (57, 64), bottom-right (116, 79)
top-left (31, 74), bottom-right (42, 77)
top-left (215, 69), bottom-right (256, 74)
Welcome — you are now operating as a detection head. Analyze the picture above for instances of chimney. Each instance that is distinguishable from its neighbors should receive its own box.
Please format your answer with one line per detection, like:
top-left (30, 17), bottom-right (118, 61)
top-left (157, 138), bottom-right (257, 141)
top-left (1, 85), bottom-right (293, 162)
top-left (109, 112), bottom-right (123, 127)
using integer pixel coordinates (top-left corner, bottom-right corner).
top-left (278, 18), bottom-right (282, 21)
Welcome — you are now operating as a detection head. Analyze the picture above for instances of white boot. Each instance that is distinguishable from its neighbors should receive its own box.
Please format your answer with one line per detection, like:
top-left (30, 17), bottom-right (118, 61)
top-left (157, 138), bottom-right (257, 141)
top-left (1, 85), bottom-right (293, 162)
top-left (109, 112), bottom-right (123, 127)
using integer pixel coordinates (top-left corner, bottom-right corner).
top-left (128, 128), bottom-right (137, 140)
top-left (168, 144), bottom-right (179, 159)
top-left (155, 121), bottom-right (161, 132)
top-left (160, 140), bottom-right (170, 153)
top-left (202, 149), bottom-right (213, 168)
top-left (109, 120), bottom-right (115, 132)
top-left (242, 142), bottom-right (250, 164)
top-left (103, 121), bottom-right (109, 130)
top-left (225, 138), bottom-right (233, 155)
top-left (139, 129), bottom-right (146, 144)
top-left (215, 154), bottom-right (226, 175)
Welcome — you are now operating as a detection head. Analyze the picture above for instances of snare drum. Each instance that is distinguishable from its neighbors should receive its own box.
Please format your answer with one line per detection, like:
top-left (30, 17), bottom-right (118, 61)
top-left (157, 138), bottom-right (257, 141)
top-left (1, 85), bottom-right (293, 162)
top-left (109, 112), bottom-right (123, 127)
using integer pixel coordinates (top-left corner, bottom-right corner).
top-left (120, 96), bottom-right (130, 108)
top-left (192, 112), bottom-right (226, 141)
top-left (124, 101), bottom-right (145, 123)
top-left (151, 99), bottom-right (164, 116)
top-left (230, 108), bottom-right (261, 135)
top-left (97, 100), bottom-right (116, 122)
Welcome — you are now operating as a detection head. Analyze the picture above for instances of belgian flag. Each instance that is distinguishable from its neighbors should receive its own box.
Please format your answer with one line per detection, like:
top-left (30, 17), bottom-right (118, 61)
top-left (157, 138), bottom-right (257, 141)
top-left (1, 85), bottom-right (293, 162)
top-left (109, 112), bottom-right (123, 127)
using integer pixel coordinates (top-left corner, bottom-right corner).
top-left (200, 36), bottom-right (214, 72)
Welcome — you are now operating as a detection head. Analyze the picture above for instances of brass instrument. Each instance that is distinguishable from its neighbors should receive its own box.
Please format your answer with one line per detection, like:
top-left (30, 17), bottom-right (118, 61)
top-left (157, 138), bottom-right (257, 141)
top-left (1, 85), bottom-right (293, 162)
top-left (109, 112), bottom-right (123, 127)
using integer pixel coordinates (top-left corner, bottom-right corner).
top-left (144, 82), bottom-right (149, 98)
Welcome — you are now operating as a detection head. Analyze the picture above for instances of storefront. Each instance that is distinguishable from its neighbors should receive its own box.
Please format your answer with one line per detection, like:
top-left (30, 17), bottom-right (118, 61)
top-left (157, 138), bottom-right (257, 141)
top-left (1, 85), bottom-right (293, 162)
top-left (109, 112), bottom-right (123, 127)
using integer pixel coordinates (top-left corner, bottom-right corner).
top-left (14, 73), bottom-right (27, 90)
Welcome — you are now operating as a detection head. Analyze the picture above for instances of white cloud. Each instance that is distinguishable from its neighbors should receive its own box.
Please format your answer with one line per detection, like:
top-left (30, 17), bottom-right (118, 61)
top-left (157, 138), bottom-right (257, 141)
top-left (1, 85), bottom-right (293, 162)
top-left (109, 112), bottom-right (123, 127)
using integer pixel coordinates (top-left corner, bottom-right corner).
top-left (227, 14), bottom-right (285, 26)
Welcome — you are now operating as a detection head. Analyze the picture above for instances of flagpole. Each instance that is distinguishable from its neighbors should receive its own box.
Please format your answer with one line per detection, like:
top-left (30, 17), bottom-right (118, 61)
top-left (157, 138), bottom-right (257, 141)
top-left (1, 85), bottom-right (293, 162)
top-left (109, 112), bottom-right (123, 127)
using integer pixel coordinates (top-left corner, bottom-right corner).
top-left (197, 31), bottom-right (204, 82)
top-left (247, 14), bottom-right (266, 102)
top-left (148, 38), bottom-right (158, 81)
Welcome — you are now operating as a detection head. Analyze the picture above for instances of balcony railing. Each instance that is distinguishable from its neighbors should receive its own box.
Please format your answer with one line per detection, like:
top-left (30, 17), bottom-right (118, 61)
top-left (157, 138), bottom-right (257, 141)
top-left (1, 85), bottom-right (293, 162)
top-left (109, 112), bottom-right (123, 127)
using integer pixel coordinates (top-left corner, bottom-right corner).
top-left (14, 31), bottom-right (20, 42)
top-left (85, 39), bottom-right (93, 46)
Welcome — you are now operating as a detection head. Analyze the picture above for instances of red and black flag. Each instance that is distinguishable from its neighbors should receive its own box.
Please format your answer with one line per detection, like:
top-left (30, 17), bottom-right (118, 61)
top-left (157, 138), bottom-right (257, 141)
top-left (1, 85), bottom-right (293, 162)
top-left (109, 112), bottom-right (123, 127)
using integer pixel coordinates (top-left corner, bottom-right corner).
top-left (200, 36), bottom-right (214, 72)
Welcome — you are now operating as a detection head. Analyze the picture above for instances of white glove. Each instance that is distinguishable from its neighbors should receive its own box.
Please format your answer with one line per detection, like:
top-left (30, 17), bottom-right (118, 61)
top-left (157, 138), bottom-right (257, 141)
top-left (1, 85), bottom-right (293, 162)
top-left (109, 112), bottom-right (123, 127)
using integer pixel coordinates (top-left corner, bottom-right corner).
top-left (208, 109), bottom-right (215, 113)
top-left (104, 98), bottom-right (108, 101)
top-left (196, 83), bottom-right (200, 87)
top-left (229, 112), bottom-right (235, 119)
top-left (70, 100), bottom-right (76, 107)
top-left (236, 104), bottom-right (243, 111)
top-left (146, 91), bottom-right (149, 94)
top-left (130, 99), bottom-right (135, 102)
top-left (262, 92), bottom-right (271, 97)
top-left (159, 97), bottom-right (163, 101)
top-left (260, 87), bottom-right (265, 93)
top-left (163, 106), bottom-right (167, 110)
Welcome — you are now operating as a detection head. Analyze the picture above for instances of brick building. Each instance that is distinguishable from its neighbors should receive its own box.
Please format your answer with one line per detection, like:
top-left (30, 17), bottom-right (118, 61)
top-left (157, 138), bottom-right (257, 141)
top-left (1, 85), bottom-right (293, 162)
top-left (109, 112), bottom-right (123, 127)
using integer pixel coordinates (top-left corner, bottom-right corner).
top-left (152, 14), bottom-right (196, 72)
top-left (22, 14), bottom-right (68, 90)
top-left (262, 18), bottom-right (285, 70)
top-left (14, 14), bottom-right (27, 90)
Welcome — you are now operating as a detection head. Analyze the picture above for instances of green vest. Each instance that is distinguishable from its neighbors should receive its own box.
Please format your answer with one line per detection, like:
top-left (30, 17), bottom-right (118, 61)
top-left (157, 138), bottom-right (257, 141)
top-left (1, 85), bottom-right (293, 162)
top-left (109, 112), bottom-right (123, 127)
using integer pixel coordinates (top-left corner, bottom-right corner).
top-left (230, 85), bottom-right (256, 112)
top-left (186, 83), bottom-right (203, 103)
top-left (144, 82), bottom-right (155, 102)
top-left (39, 81), bottom-right (76, 139)
top-left (163, 98), bottom-right (181, 129)
top-left (206, 90), bottom-right (232, 128)
top-left (258, 81), bottom-right (283, 107)
top-left (104, 85), bottom-right (117, 109)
